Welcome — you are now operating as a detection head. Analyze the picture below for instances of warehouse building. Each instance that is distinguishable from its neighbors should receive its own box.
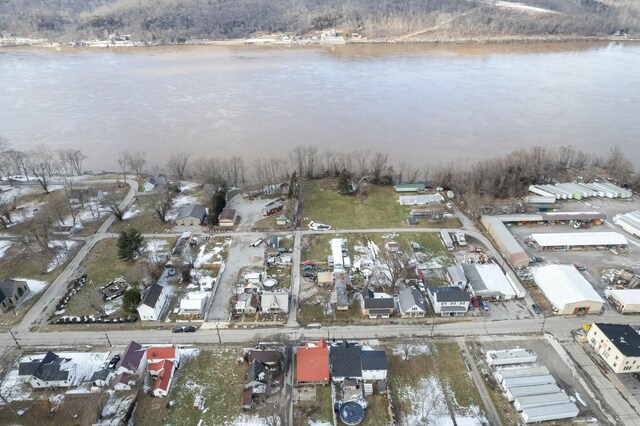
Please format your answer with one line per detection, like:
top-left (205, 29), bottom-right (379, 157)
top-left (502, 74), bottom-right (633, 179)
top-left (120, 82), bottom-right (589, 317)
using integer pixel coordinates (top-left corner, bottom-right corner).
top-left (398, 194), bottom-right (442, 205)
top-left (530, 232), bottom-right (628, 250)
top-left (614, 210), bottom-right (640, 238)
top-left (587, 323), bottom-right (640, 373)
top-left (514, 392), bottom-right (571, 412)
top-left (495, 366), bottom-right (550, 384)
top-left (532, 265), bottom-right (604, 315)
top-left (521, 402), bottom-right (580, 424)
top-left (529, 182), bottom-right (631, 200)
top-left (480, 216), bottom-right (530, 268)
top-left (506, 384), bottom-right (561, 402)
top-left (486, 349), bottom-right (537, 366)
top-left (607, 289), bottom-right (640, 314)
top-left (462, 263), bottom-right (523, 300)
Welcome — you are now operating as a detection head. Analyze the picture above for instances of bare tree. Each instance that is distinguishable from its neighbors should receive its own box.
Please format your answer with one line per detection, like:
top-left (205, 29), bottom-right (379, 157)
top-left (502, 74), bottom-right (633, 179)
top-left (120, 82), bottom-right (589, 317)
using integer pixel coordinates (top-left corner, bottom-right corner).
top-left (58, 149), bottom-right (86, 176)
top-left (194, 158), bottom-right (227, 193)
top-left (103, 195), bottom-right (126, 221)
top-left (127, 150), bottom-right (146, 176)
top-left (88, 290), bottom-right (107, 317)
top-left (117, 151), bottom-right (131, 182)
top-left (26, 148), bottom-right (57, 193)
top-left (605, 145), bottom-right (634, 184)
top-left (259, 400), bottom-right (284, 426)
top-left (0, 198), bottom-right (13, 229)
top-left (226, 156), bottom-right (246, 188)
top-left (399, 342), bottom-right (414, 361)
top-left (167, 152), bottom-right (190, 187)
top-left (379, 249), bottom-right (409, 291)
top-left (154, 189), bottom-right (174, 222)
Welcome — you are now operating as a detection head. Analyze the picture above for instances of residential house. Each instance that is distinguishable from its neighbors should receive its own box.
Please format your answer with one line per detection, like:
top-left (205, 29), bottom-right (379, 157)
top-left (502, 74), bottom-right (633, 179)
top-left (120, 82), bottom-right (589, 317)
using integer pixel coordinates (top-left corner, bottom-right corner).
top-left (445, 266), bottom-right (468, 289)
top-left (394, 183), bottom-right (426, 193)
top-left (330, 341), bottom-right (362, 382)
top-left (247, 350), bottom-right (280, 367)
top-left (587, 323), bottom-right (640, 373)
top-left (175, 204), bottom-right (207, 226)
top-left (90, 368), bottom-right (112, 387)
top-left (143, 174), bottom-right (168, 192)
top-left (218, 208), bottom-right (237, 227)
top-left (263, 201), bottom-right (284, 216)
top-left (113, 372), bottom-right (136, 391)
top-left (137, 283), bottom-right (167, 321)
top-left (276, 216), bottom-right (288, 227)
top-left (147, 346), bottom-right (179, 397)
top-left (18, 352), bottom-right (76, 389)
top-left (296, 339), bottom-right (330, 385)
top-left (317, 271), bottom-right (334, 287)
top-left (361, 289), bottom-right (395, 318)
top-left (116, 341), bottom-right (147, 376)
top-left (427, 287), bottom-right (470, 317)
top-left (68, 188), bottom-right (102, 205)
top-left (361, 350), bottom-right (388, 381)
top-left (235, 293), bottom-right (259, 315)
top-left (260, 291), bottom-right (289, 314)
top-left (179, 292), bottom-right (208, 316)
top-left (0, 279), bottom-right (30, 313)
top-left (246, 359), bottom-right (269, 394)
top-left (397, 287), bottom-right (426, 318)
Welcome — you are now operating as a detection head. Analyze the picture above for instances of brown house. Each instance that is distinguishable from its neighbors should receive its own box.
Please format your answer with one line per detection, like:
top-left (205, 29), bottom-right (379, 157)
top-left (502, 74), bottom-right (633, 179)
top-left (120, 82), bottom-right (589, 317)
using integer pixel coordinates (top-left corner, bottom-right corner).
top-left (218, 208), bottom-right (237, 227)
top-left (0, 279), bottom-right (30, 313)
top-left (361, 289), bottom-right (395, 319)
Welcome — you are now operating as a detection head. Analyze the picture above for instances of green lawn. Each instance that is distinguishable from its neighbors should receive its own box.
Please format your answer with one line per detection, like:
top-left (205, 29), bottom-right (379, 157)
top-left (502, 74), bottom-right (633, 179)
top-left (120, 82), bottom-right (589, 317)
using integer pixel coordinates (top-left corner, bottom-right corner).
top-left (303, 179), bottom-right (460, 230)
top-left (109, 194), bottom-right (173, 234)
top-left (295, 385), bottom-right (334, 426)
top-left (65, 239), bottom-right (148, 317)
top-left (134, 348), bottom-right (246, 426)
top-left (267, 266), bottom-right (291, 290)
top-left (301, 234), bottom-right (334, 263)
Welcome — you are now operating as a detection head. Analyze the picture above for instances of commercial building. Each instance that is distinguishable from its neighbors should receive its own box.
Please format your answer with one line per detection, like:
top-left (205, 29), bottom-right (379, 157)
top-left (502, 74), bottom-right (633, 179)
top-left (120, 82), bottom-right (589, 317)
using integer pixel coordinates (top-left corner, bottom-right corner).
top-left (529, 182), bottom-right (631, 200)
top-left (480, 216), bottom-right (530, 268)
top-left (587, 323), bottom-right (640, 373)
top-left (521, 402), bottom-right (580, 423)
top-left (514, 392), bottom-right (571, 412)
top-left (532, 265), bottom-right (604, 315)
top-left (486, 349), bottom-right (537, 366)
top-left (614, 210), bottom-right (640, 238)
top-left (506, 384), bottom-right (562, 402)
top-left (462, 263), bottom-right (522, 300)
top-left (607, 289), bottom-right (640, 314)
top-left (530, 232), bottom-right (627, 250)
top-left (398, 194), bottom-right (442, 205)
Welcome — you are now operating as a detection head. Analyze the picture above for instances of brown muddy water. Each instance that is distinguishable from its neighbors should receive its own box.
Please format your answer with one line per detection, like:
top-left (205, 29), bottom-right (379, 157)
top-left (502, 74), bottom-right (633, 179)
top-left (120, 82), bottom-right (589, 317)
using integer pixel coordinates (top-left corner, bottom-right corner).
top-left (1, 42), bottom-right (639, 171)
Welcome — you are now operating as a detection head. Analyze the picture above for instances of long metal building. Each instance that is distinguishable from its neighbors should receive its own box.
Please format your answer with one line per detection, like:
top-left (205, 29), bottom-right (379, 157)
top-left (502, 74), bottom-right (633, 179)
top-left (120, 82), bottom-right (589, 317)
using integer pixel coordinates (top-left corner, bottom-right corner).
top-left (614, 210), bottom-right (640, 238)
top-left (486, 349), bottom-right (537, 366)
top-left (506, 384), bottom-right (562, 402)
top-left (514, 392), bottom-right (571, 411)
top-left (495, 366), bottom-right (550, 383)
top-left (521, 402), bottom-right (580, 423)
top-left (502, 374), bottom-right (556, 391)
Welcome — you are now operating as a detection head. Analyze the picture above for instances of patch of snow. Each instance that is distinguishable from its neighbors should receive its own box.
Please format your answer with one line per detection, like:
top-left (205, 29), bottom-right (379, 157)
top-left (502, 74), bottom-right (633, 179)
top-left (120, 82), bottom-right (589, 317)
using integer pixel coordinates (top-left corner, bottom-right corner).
top-left (392, 344), bottom-right (431, 357)
top-left (180, 181), bottom-right (199, 192)
top-left (308, 421), bottom-right (332, 426)
top-left (494, 1), bottom-right (555, 13)
top-left (145, 239), bottom-right (170, 263)
top-left (227, 414), bottom-right (268, 426)
top-left (574, 392), bottom-right (587, 407)
top-left (122, 208), bottom-right (141, 220)
top-left (167, 195), bottom-right (199, 221)
top-left (46, 240), bottom-right (78, 272)
top-left (12, 278), bottom-right (47, 305)
top-left (0, 240), bottom-right (12, 258)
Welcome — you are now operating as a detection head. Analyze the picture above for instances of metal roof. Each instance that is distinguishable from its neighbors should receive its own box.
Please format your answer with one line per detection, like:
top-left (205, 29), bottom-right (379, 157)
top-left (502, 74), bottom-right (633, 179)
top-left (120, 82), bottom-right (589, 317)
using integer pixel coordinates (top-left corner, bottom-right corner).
top-left (530, 232), bottom-right (628, 247)
top-left (532, 265), bottom-right (604, 309)
top-left (463, 264), bottom-right (517, 298)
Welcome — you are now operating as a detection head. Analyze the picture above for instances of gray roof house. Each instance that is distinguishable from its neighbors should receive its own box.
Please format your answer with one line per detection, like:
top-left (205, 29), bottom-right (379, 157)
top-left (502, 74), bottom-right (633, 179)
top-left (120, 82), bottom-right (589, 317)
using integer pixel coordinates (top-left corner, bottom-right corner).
top-left (427, 287), bottom-right (470, 317)
top-left (137, 283), bottom-right (167, 321)
top-left (19, 352), bottom-right (76, 389)
top-left (361, 350), bottom-right (389, 381)
top-left (175, 204), bottom-right (207, 226)
top-left (330, 341), bottom-right (362, 382)
top-left (361, 289), bottom-right (395, 318)
top-left (143, 174), bottom-right (168, 192)
top-left (398, 287), bottom-right (427, 318)
top-left (116, 341), bottom-right (147, 376)
top-left (0, 279), bottom-right (30, 313)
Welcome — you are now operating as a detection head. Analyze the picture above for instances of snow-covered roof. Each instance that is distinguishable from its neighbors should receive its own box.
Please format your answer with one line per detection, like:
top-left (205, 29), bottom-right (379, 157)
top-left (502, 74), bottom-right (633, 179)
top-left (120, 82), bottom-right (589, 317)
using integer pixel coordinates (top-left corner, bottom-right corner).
top-left (530, 232), bottom-right (627, 247)
top-left (532, 265), bottom-right (604, 309)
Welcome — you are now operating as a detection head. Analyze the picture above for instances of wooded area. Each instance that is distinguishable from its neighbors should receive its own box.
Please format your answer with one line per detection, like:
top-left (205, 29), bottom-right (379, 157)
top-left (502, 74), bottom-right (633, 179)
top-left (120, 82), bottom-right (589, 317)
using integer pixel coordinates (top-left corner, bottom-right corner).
top-left (0, 0), bottom-right (638, 42)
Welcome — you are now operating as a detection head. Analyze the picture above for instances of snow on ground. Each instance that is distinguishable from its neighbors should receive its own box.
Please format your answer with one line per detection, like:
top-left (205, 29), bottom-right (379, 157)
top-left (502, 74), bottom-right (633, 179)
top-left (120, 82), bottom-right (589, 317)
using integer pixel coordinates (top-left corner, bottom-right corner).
top-left (145, 239), bottom-right (170, 263)
top-left (0, 240), bottom-right (12, 258)
top-left (227, 414), bottom-right (268, 426)
top-left (399, 374), bottom-right (486, 426)
top-left (392, 344), bottom-right (431, 357)
top-left (494, 1), bottom-right (555, 13)
top-left (180, 181), bottom-right (199, 192)
top-left (13, 278), bottom-right (48, 304)
top-left (47, 240), bottom-right (79, 273)
top-left (308, 421), bottom-right (332, 426)
top-left (123, 207), bottom-right (141, 220)
top-left (105, 298), bottom-right (123, 316)
top-left (194, 240), bottom-right (229, 267)
top-left (55, 352), bottom-right (111, 385)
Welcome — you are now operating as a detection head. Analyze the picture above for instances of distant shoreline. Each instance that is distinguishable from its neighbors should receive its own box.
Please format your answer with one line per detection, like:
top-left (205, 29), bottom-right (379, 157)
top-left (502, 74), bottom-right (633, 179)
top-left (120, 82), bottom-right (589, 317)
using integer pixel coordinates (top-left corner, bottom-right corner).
top-left (1, 35), bottom-right (638, 51)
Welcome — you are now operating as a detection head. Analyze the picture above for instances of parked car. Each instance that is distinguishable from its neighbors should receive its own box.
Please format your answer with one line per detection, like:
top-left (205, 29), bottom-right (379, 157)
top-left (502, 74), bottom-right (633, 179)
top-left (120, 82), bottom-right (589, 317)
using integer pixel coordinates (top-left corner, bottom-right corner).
top-left (418, 281), bottom-right (426, 292)
top-left (107, 355), bottom-right (121, 369)
top-left (172, 326), bottom-right (185, 333)
top-left (183, 326), bottom-right (197, 333)
top-left (471, 298), bottom-right (479, 308)
top-left (532, 304), bottom-right (542, 315)
top-left (250, 238), bottom-right (264, 247)
top-left (480, 301), bottom-right (489, 312)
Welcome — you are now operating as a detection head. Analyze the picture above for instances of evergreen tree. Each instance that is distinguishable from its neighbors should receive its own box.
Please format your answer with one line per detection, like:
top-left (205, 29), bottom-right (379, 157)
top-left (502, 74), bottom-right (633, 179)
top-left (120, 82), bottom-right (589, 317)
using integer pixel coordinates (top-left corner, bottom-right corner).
top-left (206, 190), bottom-right (227, 226)
top-left (117, 229), bottom-right (144, 262)
top-left (122, 288), bottom-right (142, 313)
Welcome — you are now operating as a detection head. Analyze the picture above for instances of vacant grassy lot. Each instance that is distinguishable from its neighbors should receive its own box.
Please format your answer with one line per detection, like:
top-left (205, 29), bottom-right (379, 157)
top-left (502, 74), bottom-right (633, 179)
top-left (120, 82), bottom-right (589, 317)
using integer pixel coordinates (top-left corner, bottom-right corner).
top-left (388, 341), bottom-right (486, 425)
top-left (110, 193), bottom-right (172, 234)
top-left (302, 234), bottom-right (335, 263)
top-left (294, 384), bottom-right (333, 426)
top-left (267, 266), bottom-right (291, 290)
top-left (65, 239), bottom-right (148, 317)
top-left (134, 348), bottom-right (246, 426)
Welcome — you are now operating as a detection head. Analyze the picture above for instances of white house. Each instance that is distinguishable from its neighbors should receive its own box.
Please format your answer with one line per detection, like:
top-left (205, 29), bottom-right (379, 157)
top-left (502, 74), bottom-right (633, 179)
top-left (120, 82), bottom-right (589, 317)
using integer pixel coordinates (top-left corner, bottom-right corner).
top-left (427, 287), bottom-right (470, 317)
top-left (137, 283), bottom-right (167, 321)
top-left (18, 352), bottom-right (76, 389)
top-left (260, 291), bottom-right (289, 314)
top-left (235, 293), bottom-right (259, 314)
top-left (179, 292), bottom-right (208, 316)
top-left (397, 287), bottom-right (426, 318)
top-left (361, 350), bottom-right (388, 381)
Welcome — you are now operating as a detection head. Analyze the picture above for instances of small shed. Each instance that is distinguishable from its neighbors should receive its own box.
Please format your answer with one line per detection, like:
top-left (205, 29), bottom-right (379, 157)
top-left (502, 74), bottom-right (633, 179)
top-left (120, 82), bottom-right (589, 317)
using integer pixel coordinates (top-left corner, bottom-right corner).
top-left (218, 208), bottom-right (237, 227)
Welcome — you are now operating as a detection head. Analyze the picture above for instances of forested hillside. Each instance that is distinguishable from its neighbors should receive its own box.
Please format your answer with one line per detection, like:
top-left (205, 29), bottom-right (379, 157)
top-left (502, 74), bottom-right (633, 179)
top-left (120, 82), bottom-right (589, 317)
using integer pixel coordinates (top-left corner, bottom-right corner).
top-left (1, 0), bottom-right (639, 42)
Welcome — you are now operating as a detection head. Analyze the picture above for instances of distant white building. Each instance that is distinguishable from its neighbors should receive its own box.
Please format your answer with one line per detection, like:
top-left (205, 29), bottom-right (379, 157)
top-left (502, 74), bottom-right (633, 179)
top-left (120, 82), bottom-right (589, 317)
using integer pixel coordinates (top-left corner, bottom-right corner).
top-left (261, 291), bottom-right (289, 314)
top-left (137, 283), bottom-right (167, 321)
top-left (532, 265), bottom-right (604, 315)
top-left (179, 292), bottom-right (208, 316)
top-left (19, 352), bottom-right (77, 389)
top-left (398, 194), bottom-right (442, 206)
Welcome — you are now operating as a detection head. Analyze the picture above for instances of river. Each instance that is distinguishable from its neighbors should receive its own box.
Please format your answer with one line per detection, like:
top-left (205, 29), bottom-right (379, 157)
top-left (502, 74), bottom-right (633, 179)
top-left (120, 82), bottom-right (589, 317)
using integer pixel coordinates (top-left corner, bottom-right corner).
top-left (1, 42), bottom-right (639, 171)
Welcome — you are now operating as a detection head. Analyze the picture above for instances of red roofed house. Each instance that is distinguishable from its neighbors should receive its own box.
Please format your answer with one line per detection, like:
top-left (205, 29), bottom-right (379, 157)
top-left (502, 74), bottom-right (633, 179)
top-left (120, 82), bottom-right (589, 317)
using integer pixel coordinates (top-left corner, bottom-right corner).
top-left (296, 339), bottom-right (330, 385)
top-left (146, 346), bottom-right (180, 397)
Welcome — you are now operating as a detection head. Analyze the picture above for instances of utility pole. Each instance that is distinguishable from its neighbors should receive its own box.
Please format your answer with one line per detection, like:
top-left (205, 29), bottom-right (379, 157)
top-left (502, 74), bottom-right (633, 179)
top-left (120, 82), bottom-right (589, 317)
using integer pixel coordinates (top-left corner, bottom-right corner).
top-left (104, 332), bottom-right (112, 347)
top-left (8, 330), bottom-right (21, 349)
top-left (216, 324), bottom-right (222, 344)
top-left (540, 315), bottom-right (547, 334)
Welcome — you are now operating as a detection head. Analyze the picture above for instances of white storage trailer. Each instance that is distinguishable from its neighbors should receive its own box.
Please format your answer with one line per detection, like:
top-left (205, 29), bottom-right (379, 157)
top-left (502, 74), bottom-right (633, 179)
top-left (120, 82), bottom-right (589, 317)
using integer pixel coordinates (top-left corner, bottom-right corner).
top-left (495, 366), bottom-right (550, 383)
top-left (514, 392), bottom-right (571, 411)
top-left (506, 384), bottom-right (562, 401)
top-left (486, 349), bottom-right (537, 366)
top-left (440, 229), bottom-right (453, 250)
top-left (502, 374), bottom-right (556, 391)
top-left (331, 238), bottom-right (344, 272)
top-left (521, 402), bottom-right (579, 423)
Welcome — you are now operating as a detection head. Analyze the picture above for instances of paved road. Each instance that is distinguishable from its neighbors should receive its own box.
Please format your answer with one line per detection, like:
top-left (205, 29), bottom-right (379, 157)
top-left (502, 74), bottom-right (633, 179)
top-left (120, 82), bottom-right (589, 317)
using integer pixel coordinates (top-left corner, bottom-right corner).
top-left (12, 178), bottom-right (138, 333)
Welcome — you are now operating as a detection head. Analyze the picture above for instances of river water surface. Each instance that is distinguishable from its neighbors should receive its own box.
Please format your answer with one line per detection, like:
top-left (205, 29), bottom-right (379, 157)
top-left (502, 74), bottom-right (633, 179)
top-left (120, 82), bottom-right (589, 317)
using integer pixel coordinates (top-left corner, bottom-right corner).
top-left (1, 42), bottom-right (639, 171)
